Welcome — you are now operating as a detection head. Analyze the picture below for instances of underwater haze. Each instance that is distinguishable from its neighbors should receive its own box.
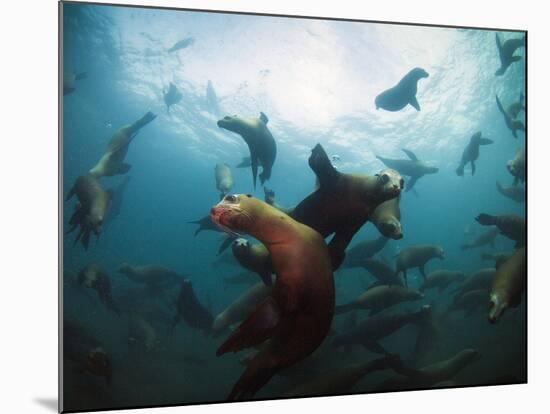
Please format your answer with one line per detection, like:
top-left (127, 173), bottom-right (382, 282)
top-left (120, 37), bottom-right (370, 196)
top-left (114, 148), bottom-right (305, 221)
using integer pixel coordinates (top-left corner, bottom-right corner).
top-left (62, 2), bottom-right (526, 412)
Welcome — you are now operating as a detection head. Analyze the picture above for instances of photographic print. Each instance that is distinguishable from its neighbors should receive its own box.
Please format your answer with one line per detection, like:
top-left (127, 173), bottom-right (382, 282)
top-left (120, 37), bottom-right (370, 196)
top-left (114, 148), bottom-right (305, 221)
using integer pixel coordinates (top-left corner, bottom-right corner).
top-left (60, 1), bottom-right (526, 412)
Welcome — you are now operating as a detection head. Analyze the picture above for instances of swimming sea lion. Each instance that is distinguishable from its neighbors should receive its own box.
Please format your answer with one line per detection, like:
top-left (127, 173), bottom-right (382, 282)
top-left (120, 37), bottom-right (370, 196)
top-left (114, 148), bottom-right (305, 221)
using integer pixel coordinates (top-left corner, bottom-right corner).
top-left (167, 37), bottom-right (195, 53)
top-left (334, 285), bottom-right (423, 315)
top-left (456, 132), bottom-right (494, 176)
top-left (217, 113), bottom-right (276, 188)
top-left (231, 238), bottom-right (273, 286)
top-left (376, 149), bottom-right (438, 192)
top-left (210, 194), bottom-right (334, 400)
top-left (495, 33), bottom-right (525, 76)
top-left (395, 244), bottom-right (445, 286)
top-left (420, 269), bottom-right (464, 293)
top-left (507, 148), bottom-right (526, 185)
top-left (212, 281), bottom-right (273, 335)
top-left (371, 195), bottom-right (403, 239)
top-left (215, 163), bottom-right (234, 199)
top-left (376, 349), bottom-right (480, 391)
top-left (496, 181), bottom-right (525, 203)
top-left (291, 143), bottom-right (403, 269)
top-left (360, 258), bottom-right (403, 287)
top-left (374, 67), bottom-right (429, 112)
top-left (163, 82), bottom-right (182, 113)
top-left (63, 71), bottom-right (87, 95)
top-left (342, 236), bottom-right (389, 268)
top-left (65, 174), bottom-right (112, 250)
top-left (333, 305), bottom-right (432, 355)
top-left (507, 92), bottom-right (525, 119)
top-left (475, 213), bottom-right (526, 248)
top-left (128, 313), bottom-right (158, 352)
top-left (89, 111), bottom-right (157, 178)
top-left (450, 268), bottom-right (496, 298)
top-left (171, 279), bottom-right (213, 334)
top-left (488, 247), bottom-right (526, 323)
top-left (77, 263), bottom-right (120, 315)
top-left (496, 95), bottom-right (525, 138)
top-left (461, 227), bottom-right (499, 250)
top-left (118, 263), bottom-right (183, 288)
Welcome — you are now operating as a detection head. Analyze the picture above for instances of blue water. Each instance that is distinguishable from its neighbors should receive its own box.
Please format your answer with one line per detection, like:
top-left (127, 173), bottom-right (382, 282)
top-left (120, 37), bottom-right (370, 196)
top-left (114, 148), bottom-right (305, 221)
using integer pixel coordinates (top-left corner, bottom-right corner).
top-left (62, 2), bottom-right (526, 411)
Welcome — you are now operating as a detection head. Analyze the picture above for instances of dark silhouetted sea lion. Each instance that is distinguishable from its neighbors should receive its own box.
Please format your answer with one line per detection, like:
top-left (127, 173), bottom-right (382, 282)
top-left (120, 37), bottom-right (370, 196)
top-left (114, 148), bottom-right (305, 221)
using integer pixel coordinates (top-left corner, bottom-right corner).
top-left (507, 148), bottom-right (526, 185)
top-left (231, 238), bottom-right (272, 286)
top-left (395, 244), bottom-right (445, 286)
top-left (118, 263), bottom-right (183, 288)
top-left (171, 279), bottom-right (213, 334)
top-left (476, 213), bottom-right (525, 248)
top-left (89, 111), bottom-right (157, 178)
top-left (210, 194), bottom-right (334, 400)
top-left (495, 33), bottom-right (525, 76)
top-left (63, 71), bottom-right (87, 95)
top-left (371, 195), bottom-right (403, 239)
top-left (461, 227), bottom-right (499, 250)
top-left (291, 144), bottom-right (403, 269)
top-left (496, 181), bottom-right (525, 203)
top-left (167, 37), bottom-right (195, 53)
top-left (163, 82), bottom-right (182, 113)
top-left (77, 263), bottom-right (120, 315)
top-left (376, 149), bottom-right (438, 192)
top-left (66, 174), bottom-right (112, 250)
top-left (335, 285), bottom-right (423, 315)
top-left (496, 95), bottom-right (525, 138)
top-left (360, 258), bottom-right (403, 287)
top-left (215, 163), bottom-right (234, 198)
top-left (375, 68), bottom-right (429, 111)
top-left (217, 113), bottom-right (276, 188)
top-left (456, 132), bottom-right (493, 176)
top-left (420, 269), bottom-right (464, 293)
top-left (488, 247), bottom-right (526, 323)
top-left (342, 236), bottom-right (389, 268)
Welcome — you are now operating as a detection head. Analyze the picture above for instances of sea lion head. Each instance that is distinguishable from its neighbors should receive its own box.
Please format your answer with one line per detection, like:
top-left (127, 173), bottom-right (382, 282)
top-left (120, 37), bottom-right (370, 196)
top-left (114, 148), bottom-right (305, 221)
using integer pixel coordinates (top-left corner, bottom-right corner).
top-left (410, 67), bottom-right (429, 79)
top-left (232, 238), bottom-right (251, 257)
top-left (210, 194), bottom-right (258, 235)
top-left (506, 159), bottom-right (519, 176)
top-left (86, 347), bottom-right (112, 382)
top-left (488, 292), bottom-right (508, 323)
top-left (217, 115), bottom-right (246, 135)
top-left (379, 217), bottom-right (403, 240)
top-left (374, 169), bottom-right (404, 201)
top-left (77, 267), bottom-right (97, 288)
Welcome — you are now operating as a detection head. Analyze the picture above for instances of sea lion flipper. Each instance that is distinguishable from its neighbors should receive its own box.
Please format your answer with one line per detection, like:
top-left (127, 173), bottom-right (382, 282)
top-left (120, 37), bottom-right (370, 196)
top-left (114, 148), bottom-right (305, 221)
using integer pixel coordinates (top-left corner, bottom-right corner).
top-left (309, 143), bottom-right (339, 190)
top-left (216, 297), bottom-right (280, 356)
top-left (495, 95), bottom-right (506, 116)
top-left (249, 148), bottom-right (259, 190)
top-left (259, 112), bottom-right (269, 124)
top-left (409, 96), bottom-right (421, 111)
top-left (218, 235), bottom-right (236, 255)
top-left (405, 176), bottom-right (418, 192)
top-left (495, 33), bottom-right (503, 59)
top-left (470, 161), bottom-right (476, 176)
top-left (402, 149), bottom-right (419, 161)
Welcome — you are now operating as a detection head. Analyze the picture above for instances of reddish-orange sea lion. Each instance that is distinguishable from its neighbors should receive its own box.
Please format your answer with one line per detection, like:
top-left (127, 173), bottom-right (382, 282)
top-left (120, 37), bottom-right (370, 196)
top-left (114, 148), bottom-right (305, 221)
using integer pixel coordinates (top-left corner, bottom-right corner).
top-left (210, 194), bottom-right (334, 400)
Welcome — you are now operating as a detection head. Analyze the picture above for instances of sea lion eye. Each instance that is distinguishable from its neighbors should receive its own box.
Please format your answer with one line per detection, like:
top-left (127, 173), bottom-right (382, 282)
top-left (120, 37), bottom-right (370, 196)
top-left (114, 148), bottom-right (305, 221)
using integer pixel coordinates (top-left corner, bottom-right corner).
top-left (224, 195), bottom-right (238, 203)
top-left (380, 174), bottom-right (390, 184)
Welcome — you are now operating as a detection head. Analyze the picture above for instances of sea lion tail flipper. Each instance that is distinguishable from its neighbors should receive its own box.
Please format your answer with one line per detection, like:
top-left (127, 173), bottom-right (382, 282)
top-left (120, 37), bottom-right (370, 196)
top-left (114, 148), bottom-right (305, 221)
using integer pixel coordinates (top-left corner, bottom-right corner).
top-left (405, 176), bottom-right (418, 192)
top-left (495, 33), bottom-right (503, 57)
top-left (218, 235), bottom-right (236, 255)
top-left (402, 149), bottom-right (419, 161)
top-left (259, 112), bottom-right (269, 124)
top-left (75, 72), bottom-right (87, 80)
top-left (409, 96), bottom-right (421, 111)
top-left (476, 213), bottom-right (496, 226)
top-left (216, 297), bottom-right (280, 356)
top-left (309, 143), bottom-right (339, 189)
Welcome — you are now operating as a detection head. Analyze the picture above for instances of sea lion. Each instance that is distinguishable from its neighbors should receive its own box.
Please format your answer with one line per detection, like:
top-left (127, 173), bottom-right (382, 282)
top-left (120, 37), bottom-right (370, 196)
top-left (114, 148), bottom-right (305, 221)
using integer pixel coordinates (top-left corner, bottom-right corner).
top-left (495, 33), bottom-right (525, 76)
top-left (188, 213), bottom-right (223, 236)
top-left (461, 227), bottom-right (499, 250)
top-left (64, 320), bottom-right (112, 384)
top-left (167, 37), bottom-right (195, 53)
top-left (507, 148), bottom-right (526, 185)
top-left (376, 149), bottom-right (438, 192)
top-left (171, 279), bottom-right (214, 334)
top-left (210, 194), bottom-right (334, 400)
top-left (217, 113), bottom-right (277, 188)
top-left (333, 305), bottom-right (432, 355)
top-left (360, 258), bottom-right (403, 287)
top-left (496, 181), bottom-right (525, 203)
top-left (496, 95), bottom-right (525, 138)
top-left (77, 263), bottom-right (120, 315)
top-left (342, 236), bottom-right (389, 268)
top-left (371, 195), bottom-right (403, 239)
top-left (215, 163), bottom-right (234, 198)
top-left (507, 92), bottom-right (525, 119)
top-left (163, 82), bottom-right (182, 113)
top-left (118, 263), bottom-right (183, 288)
top-left (65, 174), bottom-right (112, 250)
top-left (212, 281), bottom-right (273, 335)
top-left (335, 285), bottom-right (423, 315)
top-left (63, 71), bottom-right (87, 95)
top-left (231, 238), bottom-right (273, 286)
top-left (488, 247), bottom-right (526, 323)
top-left (89, 111), bottom-right (157, 178)
top-left (420, 269), bottom-right (464, 293)
top-left (377, 349), bottom-right (480, 391)
top-left (291, 144), bottom-right (403, 269)
top-left (475, 213), bottom-right (526, 248)
top-left (374, 67), bottom-right (429, 112)
top-left (481, 251), bottom-right (514, 268)
top-left (395, 245), bottom-right (445, 286)
top-left (105, 176), bottom-right (131, 224)
top-left (451, 268), bottom-right (496, 298)
top-left (456, 132), bottom-right (494, 176)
